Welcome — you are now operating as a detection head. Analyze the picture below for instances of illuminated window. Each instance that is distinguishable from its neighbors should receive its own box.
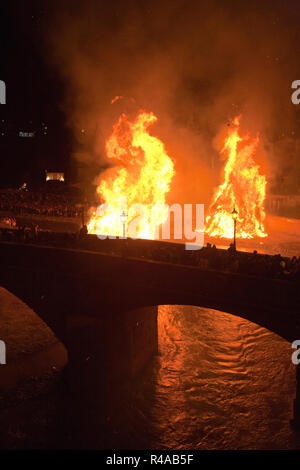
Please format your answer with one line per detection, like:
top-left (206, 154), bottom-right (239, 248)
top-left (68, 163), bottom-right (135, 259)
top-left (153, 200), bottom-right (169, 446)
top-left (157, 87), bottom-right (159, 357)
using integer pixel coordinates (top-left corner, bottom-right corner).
top-left (45, 171), bottom-right (65, 182)
top-left (19, 131), bottom-right (35, 138)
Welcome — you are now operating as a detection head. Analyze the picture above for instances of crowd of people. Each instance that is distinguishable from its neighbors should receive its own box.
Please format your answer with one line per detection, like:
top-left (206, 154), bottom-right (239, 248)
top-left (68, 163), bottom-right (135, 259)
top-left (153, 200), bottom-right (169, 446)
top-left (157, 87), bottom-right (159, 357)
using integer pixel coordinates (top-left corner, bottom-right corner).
top-left (0, 223), bottom-right (299, 281)
top-left (145, 241), bottom-right (300, 280)
top-left (200, 243), bottom-right (300, 280)
top-left (0, 189), bottom-right (83, 218)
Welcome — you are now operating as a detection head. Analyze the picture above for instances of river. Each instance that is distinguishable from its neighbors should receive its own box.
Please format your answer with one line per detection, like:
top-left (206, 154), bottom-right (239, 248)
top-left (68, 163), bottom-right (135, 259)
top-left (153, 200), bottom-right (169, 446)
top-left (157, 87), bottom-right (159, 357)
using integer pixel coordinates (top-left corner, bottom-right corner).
top-left (114, 305), bottom-right (300, 450)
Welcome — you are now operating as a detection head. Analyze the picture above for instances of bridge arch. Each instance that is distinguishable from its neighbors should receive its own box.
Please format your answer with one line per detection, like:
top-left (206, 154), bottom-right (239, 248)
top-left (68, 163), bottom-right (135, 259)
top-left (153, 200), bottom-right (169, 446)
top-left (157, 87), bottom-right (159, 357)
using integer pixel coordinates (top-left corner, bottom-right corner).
top-left (0, 286), bottom-right (67, 391)
top-left (121, 292), bottom-right (298, 344)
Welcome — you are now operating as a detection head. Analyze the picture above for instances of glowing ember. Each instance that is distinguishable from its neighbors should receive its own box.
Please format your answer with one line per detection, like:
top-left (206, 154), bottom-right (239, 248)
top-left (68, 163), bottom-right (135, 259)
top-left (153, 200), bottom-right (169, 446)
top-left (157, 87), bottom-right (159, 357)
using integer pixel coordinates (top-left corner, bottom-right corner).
top-left (111, 95), bottom-right (123, 104)
top-left (206, 116), bottom-right (267, 239)
top-left (88, 110), bottom-right (175, 239)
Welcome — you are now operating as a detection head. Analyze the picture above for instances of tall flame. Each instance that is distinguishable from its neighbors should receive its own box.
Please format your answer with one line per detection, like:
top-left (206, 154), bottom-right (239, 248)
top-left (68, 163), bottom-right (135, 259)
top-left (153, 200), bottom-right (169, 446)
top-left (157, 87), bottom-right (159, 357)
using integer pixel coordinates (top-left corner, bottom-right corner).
top-left (88, 111), bottom-right (175, 239)
top-left (206, 116), bottom-right (267, 239)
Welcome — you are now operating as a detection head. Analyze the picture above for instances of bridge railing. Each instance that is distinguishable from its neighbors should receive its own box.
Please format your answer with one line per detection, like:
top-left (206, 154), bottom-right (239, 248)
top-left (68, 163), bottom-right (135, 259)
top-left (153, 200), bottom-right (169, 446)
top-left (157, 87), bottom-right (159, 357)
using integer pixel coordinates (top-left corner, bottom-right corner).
top-left (0, 226), bottom-right (299, 282)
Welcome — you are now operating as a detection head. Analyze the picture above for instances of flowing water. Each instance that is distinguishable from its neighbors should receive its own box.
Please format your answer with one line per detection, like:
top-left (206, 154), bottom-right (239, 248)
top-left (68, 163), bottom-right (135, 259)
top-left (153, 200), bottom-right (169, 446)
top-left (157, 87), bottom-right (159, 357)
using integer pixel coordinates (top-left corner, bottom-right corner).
top-left (119, 305), bottom-right (300, 450)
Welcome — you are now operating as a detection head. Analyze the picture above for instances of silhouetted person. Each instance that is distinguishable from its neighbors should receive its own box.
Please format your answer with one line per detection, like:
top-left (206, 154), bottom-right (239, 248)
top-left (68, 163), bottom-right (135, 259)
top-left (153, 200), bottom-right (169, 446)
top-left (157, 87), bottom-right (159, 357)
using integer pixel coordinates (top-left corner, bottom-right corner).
top-left (79, 224), bottom-right (88, 239)
top-left (228, 243), bottom-right (236, 254)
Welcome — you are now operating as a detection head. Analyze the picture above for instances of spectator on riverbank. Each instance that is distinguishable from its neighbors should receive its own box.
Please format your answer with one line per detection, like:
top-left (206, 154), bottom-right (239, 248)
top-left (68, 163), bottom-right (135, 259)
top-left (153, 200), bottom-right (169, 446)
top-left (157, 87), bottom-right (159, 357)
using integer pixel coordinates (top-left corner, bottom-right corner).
top-left (0, 189), bottom-right (82, 218)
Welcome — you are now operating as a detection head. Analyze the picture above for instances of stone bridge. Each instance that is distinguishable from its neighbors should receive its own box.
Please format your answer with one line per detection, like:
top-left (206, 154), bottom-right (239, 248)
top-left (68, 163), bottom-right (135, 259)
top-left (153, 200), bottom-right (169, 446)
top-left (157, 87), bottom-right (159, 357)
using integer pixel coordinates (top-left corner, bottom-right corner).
top-left (0, 238), bottom-right (299, 447)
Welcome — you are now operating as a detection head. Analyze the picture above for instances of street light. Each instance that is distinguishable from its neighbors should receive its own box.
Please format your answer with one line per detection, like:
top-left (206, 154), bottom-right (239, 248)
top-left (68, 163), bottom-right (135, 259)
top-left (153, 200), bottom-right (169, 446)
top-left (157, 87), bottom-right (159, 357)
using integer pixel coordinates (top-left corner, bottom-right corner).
top-left (232, 207), bottom-right (238, 251)
top-left (120, 210), bottom-right (127, 239)
top-left (81, 205), bottom-right (85, 227)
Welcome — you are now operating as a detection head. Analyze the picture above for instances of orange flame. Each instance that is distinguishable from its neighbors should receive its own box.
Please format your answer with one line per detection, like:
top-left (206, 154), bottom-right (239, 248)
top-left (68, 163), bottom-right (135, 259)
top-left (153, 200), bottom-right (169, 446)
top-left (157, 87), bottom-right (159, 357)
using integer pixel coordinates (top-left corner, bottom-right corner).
top-left (87, 111), bottom-right (175, 239)
top-left (206, 116), bottom-right (267, 239)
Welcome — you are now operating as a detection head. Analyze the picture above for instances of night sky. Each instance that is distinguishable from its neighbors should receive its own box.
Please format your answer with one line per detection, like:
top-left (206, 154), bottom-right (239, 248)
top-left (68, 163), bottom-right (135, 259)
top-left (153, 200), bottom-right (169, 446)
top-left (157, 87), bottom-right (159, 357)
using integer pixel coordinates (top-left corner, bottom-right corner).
top-left (0, 1), bottom-right (70, 187)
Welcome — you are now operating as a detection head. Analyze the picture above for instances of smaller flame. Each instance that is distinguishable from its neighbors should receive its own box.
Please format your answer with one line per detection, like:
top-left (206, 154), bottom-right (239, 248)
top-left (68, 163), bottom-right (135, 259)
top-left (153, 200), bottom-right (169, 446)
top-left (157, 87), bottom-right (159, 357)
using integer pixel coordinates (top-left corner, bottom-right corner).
top-left (206, 116), bottom-right (267, 239)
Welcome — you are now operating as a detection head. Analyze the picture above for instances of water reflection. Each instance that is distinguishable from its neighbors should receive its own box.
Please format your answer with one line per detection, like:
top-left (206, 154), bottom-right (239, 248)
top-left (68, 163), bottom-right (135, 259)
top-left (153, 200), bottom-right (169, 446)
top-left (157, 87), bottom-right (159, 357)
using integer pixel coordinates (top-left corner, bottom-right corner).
top-left (115, 305), bottom-right (300, 450)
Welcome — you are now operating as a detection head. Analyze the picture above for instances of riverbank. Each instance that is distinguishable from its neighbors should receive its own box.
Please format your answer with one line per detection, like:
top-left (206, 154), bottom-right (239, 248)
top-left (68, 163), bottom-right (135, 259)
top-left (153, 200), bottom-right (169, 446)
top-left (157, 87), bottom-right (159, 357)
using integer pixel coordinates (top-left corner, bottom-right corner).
top-left (0, 288), bottom-right (68, 449)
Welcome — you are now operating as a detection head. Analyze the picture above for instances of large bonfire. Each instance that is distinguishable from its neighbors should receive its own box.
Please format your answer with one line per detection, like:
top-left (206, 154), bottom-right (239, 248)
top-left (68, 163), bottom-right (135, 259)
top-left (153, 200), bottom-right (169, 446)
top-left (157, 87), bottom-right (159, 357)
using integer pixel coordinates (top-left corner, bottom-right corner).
top-left (87, 111), bottom-right (175, 239)
top-left (206, 116), bottom-right (267, 239)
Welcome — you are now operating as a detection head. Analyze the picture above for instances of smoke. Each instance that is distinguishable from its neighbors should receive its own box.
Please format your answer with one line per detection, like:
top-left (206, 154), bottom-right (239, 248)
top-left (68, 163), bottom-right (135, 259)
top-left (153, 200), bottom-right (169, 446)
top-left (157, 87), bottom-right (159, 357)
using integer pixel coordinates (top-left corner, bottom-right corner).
top-left (43, 0), bottom-right (300, 201)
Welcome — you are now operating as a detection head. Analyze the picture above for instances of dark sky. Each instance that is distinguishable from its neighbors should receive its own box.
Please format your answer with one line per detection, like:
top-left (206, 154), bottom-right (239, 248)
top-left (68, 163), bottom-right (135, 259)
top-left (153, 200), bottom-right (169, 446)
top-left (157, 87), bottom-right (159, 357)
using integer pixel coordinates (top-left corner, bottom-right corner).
top-left (1, 0), bottom-right (300, 195)
top-left (0, 1), bottom-right (70, 186)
